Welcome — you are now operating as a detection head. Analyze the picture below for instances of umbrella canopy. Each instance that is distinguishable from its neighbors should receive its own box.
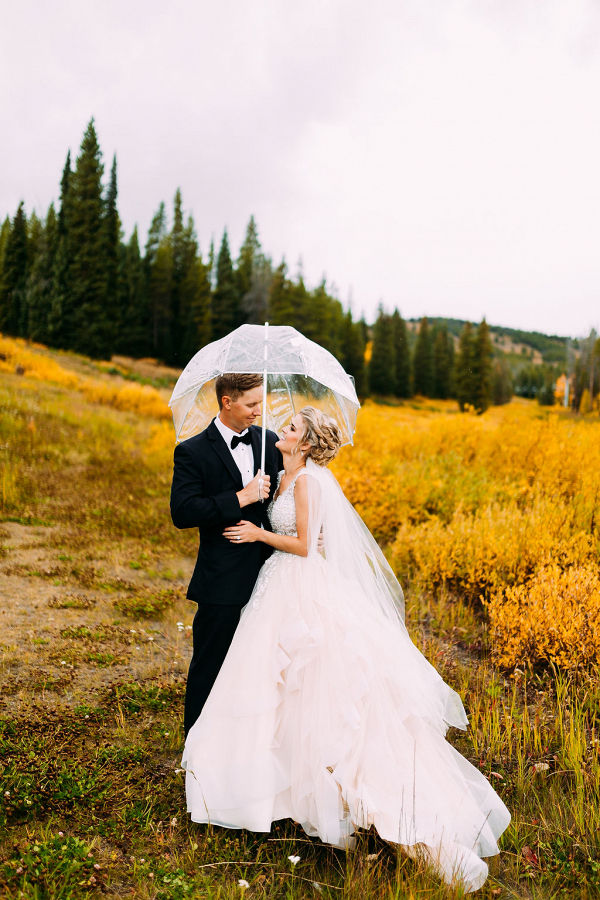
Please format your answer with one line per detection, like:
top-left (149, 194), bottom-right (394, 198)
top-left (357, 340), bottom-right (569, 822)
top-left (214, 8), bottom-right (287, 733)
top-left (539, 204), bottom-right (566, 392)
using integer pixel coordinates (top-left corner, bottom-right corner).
top-left (169, 324), bottom-right (360, 450)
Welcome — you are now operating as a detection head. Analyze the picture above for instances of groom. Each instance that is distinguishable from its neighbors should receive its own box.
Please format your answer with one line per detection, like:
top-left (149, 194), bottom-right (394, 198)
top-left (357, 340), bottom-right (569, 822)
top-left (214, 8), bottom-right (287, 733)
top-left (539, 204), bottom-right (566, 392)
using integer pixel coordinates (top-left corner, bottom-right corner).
top-left (170, 373), bottom-right (282, 736)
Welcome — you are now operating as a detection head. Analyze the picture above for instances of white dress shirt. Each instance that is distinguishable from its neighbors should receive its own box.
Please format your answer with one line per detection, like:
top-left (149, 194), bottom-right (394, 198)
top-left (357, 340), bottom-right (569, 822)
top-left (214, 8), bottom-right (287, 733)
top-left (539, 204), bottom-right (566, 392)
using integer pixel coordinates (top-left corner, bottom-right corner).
top-left (214, 414), bottom-right (255, 487)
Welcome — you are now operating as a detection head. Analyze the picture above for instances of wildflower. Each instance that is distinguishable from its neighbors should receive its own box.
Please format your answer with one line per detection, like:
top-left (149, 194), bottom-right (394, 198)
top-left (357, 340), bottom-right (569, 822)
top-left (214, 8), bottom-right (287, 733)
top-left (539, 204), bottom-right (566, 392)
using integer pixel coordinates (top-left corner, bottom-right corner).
top-left (148, 636), bottom-right (154, 641)
top-left (60, 661), bottom-right (66, 665)
top-left (533, 762), bottom-right (550, 773)
top-left (16, 867), bottom-right (23, 875)
top-left (186, 625), bottom-right (192, 630)
top-left (4, 791), bottom-right (9, 798)
top-left (288, 855), bottom-right (300, 866)
top-left (94, 863), bottom-right (101, 870)
top-left (58, 832), bottom-right (63, 837)
top-left (170, 817), bottom-right (177, 826)
top-left (140, 858), bottom-right (145, 863)
top-left (312, 883), bottom-right (323, 893)
top-left (176, 622), bottom-right (183, 626)
top-left (149, 873), bottom-right (154, 879)
top-left (130, 629), bottom-right (136, 633)
top-left (164, 732), bottom-right (170, 737)
top-left (238, 879), bottom-right (249, 888)
top-left (85, 715), bottom-right (89, 719)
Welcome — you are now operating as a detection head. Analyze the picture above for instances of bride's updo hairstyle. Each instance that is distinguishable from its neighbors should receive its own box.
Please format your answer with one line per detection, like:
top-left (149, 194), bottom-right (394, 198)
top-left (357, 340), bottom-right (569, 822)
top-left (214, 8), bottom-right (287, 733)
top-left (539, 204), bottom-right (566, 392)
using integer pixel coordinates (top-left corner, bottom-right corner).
top-left (296, 406), bottom-right (342, 467)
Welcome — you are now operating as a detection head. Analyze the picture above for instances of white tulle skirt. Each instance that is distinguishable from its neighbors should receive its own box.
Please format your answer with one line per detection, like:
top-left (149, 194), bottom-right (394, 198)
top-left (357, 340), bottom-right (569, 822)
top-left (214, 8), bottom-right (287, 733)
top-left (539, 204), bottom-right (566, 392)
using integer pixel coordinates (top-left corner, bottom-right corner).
top-left (182, 551), bottom-right (510, 892)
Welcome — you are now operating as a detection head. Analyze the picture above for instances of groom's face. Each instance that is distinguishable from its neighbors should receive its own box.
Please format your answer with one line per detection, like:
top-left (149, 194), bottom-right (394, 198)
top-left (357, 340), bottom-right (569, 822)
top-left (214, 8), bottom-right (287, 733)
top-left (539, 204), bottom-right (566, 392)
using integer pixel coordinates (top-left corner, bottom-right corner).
top-left (221, 386), bottom-right (264, 433)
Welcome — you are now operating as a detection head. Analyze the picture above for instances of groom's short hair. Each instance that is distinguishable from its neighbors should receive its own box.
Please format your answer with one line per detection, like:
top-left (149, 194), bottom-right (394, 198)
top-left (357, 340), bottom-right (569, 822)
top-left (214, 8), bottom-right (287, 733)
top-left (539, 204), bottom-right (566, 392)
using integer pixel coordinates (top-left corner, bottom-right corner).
top-left (216, 373), bottom-right (263, 409)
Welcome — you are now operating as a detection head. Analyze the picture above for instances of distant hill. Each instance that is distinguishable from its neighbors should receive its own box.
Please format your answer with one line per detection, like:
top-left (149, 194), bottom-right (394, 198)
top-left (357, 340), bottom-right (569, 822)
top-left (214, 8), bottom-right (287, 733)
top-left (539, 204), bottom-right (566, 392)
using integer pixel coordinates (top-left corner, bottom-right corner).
top-left (406, 317), bottom-right (567, 367)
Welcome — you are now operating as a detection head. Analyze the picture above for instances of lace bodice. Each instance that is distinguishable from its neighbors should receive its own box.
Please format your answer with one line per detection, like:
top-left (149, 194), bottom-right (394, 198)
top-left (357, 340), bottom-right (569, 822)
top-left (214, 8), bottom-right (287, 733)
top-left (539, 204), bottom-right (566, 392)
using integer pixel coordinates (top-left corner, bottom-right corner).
top-left (251, 470), bottom-right (303, 609)
top-left (268, 471), bottom-right (301, 536)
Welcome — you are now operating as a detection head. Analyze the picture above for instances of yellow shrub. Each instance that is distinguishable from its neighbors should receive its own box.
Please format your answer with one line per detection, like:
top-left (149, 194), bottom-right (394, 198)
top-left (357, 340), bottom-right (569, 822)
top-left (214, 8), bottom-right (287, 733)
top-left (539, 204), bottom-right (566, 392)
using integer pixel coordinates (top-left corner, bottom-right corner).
top-left (485, 564), bottom-right (600, 670)
top-left (0, 333), bottom-right (170, 420)
top-left (0, 335), bottom-right (79, 389)
top-left (389, 498), bottom-right (595, 603)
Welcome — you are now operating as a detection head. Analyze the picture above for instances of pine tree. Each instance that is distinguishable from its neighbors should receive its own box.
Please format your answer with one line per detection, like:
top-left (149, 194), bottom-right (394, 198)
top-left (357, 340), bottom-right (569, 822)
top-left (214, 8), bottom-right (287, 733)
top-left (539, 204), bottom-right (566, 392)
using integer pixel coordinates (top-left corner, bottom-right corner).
top-left (341, 310), bottom-right (367, 396)
top-left (236, 216), bottom-right (260, 301)
top-left (48, 151), bottom-right (73, 347)
top-left (104, 155), bottom-right (120, 342)
top-left (145, 203), bottom-right (171, 358)
top-left (26, 204), bottom-right (58, 343)
top-left (267, 261), bottom-right (295, 325)
top-left (455, 322), bottom-right (477, 411)
top-left (69, 121), bottom-right (110, 358)
top-left (413, 316), bottom-right (434, 397)
top-left (432, 325), bottom-right (454, 399)
top-left (169, 189), bottom-right (186, 363)
top-left (0, 202), bottom-right (28, 336)
top-left (212, 229), bottom-right (239, 340)
top-left (369, 307), bottom-right (396, 395)
top-left (391, 309), bottom-right (410, 398)
top-left (116, 226), bottom-right (151, 357)
top-left (473, 318), bottom-right (493, 413)
top-left (491, 356), bottom-right (513, 406)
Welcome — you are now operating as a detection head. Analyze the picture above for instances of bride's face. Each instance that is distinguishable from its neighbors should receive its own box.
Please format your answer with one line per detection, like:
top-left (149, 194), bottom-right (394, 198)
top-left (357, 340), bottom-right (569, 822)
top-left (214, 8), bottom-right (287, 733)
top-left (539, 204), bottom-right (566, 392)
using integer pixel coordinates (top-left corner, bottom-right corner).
top-left (276, 414), bottom-right (306, 455)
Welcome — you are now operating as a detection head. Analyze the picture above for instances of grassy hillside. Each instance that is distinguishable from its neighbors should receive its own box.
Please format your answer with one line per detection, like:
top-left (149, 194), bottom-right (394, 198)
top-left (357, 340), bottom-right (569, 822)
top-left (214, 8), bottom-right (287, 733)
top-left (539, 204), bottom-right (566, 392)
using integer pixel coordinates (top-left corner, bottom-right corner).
top-left (1, 339), bottom-right (600, 899)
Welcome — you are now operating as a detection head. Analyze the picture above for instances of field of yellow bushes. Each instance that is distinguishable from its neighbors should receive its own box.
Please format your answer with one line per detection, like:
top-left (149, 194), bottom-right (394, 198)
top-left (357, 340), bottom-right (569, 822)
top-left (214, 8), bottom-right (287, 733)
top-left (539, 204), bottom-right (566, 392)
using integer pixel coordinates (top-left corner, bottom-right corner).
top-left (3, 340), bottom-right (600, 897)
top-left (333, 400), bottom-right (600, 671)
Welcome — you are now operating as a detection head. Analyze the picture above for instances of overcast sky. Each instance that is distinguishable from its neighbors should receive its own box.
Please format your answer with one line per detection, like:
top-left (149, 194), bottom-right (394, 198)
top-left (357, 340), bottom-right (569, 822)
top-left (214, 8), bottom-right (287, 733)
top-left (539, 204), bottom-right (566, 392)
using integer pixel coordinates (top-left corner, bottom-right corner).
top-left (2, 0), bottom-right (599, 336)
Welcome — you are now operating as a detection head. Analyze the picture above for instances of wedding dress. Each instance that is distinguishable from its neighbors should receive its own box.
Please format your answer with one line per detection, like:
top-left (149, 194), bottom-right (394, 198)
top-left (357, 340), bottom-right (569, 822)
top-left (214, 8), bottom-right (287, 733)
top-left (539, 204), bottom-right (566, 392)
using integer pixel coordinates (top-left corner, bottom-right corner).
top-left (182, 460), bottom-right (510, 892)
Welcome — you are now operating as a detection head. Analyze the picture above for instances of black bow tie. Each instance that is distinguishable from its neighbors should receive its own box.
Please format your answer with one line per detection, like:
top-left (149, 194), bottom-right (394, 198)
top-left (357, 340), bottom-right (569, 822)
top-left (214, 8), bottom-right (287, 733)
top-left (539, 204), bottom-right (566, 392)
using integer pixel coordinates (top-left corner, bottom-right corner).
top-left (231, 431), bottom-right (252, 450)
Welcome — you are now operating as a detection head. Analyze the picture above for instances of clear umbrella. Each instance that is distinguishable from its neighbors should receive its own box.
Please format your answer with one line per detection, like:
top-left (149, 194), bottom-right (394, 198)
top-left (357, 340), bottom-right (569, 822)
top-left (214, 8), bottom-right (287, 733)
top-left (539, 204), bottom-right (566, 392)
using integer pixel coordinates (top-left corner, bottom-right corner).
top-left (169, 323), bottom-right (360, 471)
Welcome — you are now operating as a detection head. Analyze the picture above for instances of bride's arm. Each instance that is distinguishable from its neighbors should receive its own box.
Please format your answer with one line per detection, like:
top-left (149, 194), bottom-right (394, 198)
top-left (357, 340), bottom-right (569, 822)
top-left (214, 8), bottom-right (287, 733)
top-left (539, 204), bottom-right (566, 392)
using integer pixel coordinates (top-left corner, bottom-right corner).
top-left (223, 475), bottom-right (310, 557)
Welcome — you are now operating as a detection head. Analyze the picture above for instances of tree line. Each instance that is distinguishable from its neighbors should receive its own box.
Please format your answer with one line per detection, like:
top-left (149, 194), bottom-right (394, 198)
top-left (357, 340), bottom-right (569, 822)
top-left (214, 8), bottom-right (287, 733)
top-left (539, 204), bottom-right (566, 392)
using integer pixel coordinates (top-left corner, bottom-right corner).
top-left (0, 118), bottom-right (554, 413)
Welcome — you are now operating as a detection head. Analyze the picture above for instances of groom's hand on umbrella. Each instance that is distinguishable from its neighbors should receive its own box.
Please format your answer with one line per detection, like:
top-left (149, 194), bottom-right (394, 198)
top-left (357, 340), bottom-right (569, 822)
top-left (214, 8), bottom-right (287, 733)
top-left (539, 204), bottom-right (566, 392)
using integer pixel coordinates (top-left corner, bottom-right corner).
top-left (237, 471), bottom-right (271, 507)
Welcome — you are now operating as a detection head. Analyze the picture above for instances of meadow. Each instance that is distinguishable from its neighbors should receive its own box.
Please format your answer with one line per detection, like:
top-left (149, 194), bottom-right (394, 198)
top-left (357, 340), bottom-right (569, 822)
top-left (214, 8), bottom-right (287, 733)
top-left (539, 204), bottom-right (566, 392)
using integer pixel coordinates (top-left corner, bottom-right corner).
top-left (1, 335), bottom-right (600, 899)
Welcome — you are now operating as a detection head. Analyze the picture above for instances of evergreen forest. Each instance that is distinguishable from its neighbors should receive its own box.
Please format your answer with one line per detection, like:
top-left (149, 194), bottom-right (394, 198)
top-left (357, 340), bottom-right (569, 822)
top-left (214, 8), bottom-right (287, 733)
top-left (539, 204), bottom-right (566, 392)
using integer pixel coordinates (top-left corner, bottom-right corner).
top-left (1, 120), bottom-right (597, 413)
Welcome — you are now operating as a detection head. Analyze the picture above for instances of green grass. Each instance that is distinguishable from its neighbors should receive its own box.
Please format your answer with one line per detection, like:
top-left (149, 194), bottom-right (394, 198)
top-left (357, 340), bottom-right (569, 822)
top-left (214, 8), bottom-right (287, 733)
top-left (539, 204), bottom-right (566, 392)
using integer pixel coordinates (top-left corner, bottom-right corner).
top-left (1, 367), bottom-right (600, 898)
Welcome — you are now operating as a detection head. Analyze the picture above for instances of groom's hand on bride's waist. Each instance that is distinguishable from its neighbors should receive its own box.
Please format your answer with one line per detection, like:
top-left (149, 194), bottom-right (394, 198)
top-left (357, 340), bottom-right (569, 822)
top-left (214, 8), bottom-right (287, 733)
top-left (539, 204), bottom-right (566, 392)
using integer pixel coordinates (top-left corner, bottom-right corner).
top-left (237, 471), bottom-right (271, 508)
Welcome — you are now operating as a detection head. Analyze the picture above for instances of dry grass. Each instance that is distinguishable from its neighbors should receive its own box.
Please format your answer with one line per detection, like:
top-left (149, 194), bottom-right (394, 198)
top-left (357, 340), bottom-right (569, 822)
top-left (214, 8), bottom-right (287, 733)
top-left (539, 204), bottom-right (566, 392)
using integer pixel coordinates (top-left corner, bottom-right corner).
top-left (1, 354), bottom-right (600, 898)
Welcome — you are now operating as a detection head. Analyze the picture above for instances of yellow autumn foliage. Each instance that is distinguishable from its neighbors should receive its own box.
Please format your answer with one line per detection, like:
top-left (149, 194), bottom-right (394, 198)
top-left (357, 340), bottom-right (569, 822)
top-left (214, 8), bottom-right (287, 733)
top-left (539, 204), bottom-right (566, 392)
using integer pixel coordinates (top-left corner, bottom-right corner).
top-left (332, 399), bottom-right (600, 669)
top-left (0, 334), bottom-right (171, 420)
top-left (485, 564), bottom-right (600, 670)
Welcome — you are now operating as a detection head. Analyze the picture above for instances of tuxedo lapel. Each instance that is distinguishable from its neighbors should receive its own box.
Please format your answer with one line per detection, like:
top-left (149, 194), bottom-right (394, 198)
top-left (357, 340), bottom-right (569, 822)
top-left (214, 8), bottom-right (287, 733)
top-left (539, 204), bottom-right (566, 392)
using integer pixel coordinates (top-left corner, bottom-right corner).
top-left (207, 419), bottom-right (243, 489)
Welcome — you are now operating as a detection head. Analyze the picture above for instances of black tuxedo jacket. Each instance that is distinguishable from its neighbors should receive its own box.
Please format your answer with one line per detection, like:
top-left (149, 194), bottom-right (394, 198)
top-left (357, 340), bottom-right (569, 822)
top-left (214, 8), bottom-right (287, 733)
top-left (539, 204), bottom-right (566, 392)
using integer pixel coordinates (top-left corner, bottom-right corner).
top-left (170, 419), bottom-right (283, 607)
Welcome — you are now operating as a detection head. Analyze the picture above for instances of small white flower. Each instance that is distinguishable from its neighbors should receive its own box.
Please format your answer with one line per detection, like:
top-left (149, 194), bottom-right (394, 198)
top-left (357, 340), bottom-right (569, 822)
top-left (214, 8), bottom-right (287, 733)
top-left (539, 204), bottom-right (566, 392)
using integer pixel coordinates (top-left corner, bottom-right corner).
top-left (148, 636), bottom-right (154, 641)
top-left (176, 622), bottom-right (183, 626)
top-left (149, 873), bottom-right (154, 879)
top-left (4, 791), bottom-right (9, 798)
top-left (170, 817), bottom-right (177, 826)
top-left (288, 855), bottom-right (300, 866)
top-left (135, 646), bottom-right (140, 650)
top-left (58, 832), bottom-right (64, 837)
top-left (174, 768), bottom-right (183, 774)
top-left (16, 867), bottom-right (23, 875)
top-left (130, 629), bottom-right (136, 633)
top-left (367, 853), bottom-right (379, 862)
top-left (60, 660), bottom-right (66, 665)
top-left (312, 882), bottom-right (323, 893)
top-left (85, 714), bottom-right (89, 719)
top-left (185, 625), bottom-right (192, 630)
top-left (238, 879), bottom-right (249, 888)
top-left (93, 863), bottom-right (101, 870)
top-left (533, 762), bottom-right (550, 773)
top-left (26, 799), bottom-right (32, 805)
top-left (140, 858), bottom-right (145, 863)
top-left (164, 732), bottom-right (170, 737)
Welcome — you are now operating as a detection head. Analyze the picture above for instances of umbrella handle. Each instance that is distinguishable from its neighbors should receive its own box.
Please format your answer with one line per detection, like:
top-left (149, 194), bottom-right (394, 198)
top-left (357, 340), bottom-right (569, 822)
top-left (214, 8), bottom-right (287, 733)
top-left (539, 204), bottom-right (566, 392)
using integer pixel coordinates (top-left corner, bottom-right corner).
top-left (259, 324), bottom-right (268, 502)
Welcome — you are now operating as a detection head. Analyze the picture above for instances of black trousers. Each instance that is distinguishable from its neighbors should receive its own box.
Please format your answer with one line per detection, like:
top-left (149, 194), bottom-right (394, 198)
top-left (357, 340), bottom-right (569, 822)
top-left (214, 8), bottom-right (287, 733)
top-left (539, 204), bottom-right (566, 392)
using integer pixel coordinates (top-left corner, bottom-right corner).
top-left (183, 603), bottom-right (242, 737)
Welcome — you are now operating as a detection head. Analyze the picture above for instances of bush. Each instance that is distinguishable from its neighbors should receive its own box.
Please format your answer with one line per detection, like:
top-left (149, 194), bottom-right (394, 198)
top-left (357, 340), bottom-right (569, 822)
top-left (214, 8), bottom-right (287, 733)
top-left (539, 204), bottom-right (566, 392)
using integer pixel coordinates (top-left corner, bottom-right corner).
top-left (485, 564), bottom-right (600, 670)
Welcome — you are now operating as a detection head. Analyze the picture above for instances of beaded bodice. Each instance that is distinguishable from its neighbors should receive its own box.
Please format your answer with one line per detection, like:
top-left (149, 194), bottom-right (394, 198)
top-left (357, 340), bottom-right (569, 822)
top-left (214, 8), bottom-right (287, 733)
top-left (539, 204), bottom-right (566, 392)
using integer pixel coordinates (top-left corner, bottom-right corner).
top-left (268, 471), bottom-right (301, 536)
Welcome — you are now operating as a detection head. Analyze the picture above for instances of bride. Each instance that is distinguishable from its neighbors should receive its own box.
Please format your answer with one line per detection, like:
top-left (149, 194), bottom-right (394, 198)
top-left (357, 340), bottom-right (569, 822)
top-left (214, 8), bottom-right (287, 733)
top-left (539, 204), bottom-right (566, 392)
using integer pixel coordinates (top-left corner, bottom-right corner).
top-left (181, 406), bottom-right (510, 892)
